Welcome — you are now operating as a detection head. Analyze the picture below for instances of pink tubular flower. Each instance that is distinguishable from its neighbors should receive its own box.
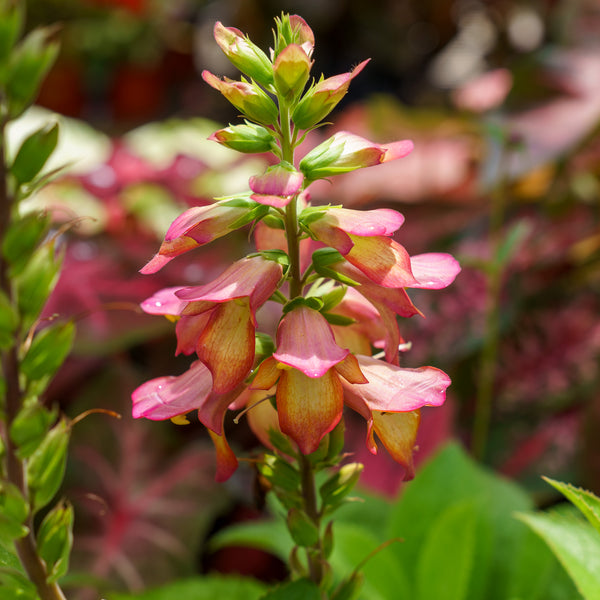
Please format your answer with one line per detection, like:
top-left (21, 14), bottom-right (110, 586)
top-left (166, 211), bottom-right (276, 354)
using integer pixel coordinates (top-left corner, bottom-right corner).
top-left (251, 305), bottom-right (366, 453)
top-left (140, 200), bottom-right (255, 274)
top-left (341, 354), bottom-right (451, 479)
top-left (249, 162), bottom-right (304, 207)
top-left (292, 60), bottom-right (370, 129)
top-left (173, 255), bottom-right (283, 393)
top-left (131, 360), bottom-right (241, 481)
top-left (299, 131), bottom-right (414, 180)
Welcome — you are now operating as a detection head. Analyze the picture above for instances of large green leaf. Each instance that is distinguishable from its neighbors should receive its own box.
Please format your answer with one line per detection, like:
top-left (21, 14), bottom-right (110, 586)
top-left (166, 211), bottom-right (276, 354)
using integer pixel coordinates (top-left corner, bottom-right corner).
top-left (107, 576), bottom-right (266, 600)
top-left (330, 523), bottom-right (410, 600)
top-left (415, 501), bottom-right (481, 600)
top-left (387, 443), bottom-right (546, 600)
top-left (544, 478), bottom-right (600, 536)
top-left (518, 508), bottom-right (600, 600)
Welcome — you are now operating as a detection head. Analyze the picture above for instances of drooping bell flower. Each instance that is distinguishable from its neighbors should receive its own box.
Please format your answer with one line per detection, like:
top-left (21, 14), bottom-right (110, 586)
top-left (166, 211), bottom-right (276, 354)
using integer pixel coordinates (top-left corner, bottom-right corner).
top-left (141, 199), bottom-right (267, 274)
top-left (251, 305), bottom-right (366, 453)
top-left (299, 131), bottom-right (414, 181)
top-left (202, 70), bottom-right (279, 126)
top-left (174, 255), bottom-right (283, 393)
top-left (249, 162), bottom-right (304, 207)
top-left (291, 60), bottom-right (370, 130)
top-left (307, 207), bottom-right (419, 288)
top-left (213, 21), bottom-right (274, 88)
top-left (131, 360), bottom-right (242, 482)
top-left (341, 354), bottom-right (451, 479)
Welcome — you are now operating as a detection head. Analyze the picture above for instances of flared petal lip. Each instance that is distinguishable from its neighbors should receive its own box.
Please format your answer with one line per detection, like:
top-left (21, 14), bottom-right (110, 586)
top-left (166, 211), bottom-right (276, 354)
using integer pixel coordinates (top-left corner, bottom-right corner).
top-left (141, 286), bottom-right (188, 315)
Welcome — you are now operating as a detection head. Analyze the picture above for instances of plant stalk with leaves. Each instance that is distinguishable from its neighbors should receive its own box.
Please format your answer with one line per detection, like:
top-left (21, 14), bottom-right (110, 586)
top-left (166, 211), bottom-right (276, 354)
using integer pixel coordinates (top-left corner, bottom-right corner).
top-left (132, 14), bottom-right (460, 598)
top-left (0, 2), bottom-right (74, 598)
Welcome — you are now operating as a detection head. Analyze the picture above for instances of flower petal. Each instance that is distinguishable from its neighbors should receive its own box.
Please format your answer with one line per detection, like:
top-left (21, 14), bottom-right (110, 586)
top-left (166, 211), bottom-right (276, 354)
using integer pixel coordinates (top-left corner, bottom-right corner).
top-left (207, 429), bottom-right (239, 482)
top-left (410, 253), bottom-right (462, 289)
top-left (342, 355), bottom-right (451, 413)
top-left (277, 368), bottom-right (343, 454)
top-left (141, 287), bottom-right (187, 315)
top-left (131, 360), bottom-right (212, 420)
top-left (274, 305), bottom-right (349, 377)
top-left (197, 299), bottom-right (255, 393)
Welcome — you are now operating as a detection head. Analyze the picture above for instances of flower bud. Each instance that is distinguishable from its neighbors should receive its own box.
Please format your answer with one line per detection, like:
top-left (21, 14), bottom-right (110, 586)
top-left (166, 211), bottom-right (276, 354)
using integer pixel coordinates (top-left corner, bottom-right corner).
top-left (202, 70), bottom-right (279, 126)
top-left (209, 123), bottom-right (276, 154)
top-left (213, 21), bottom-right (273, 87)
top-left (273, 43), bottom-right (312, 102)
top-left (292, 60), bottom-right (369, 129)
top-left (249, 161), bottom-right (304, 207)
top-left (300, 131), bottom-right (413, 180)
top-left (273, 14), bottom-right (315, 59)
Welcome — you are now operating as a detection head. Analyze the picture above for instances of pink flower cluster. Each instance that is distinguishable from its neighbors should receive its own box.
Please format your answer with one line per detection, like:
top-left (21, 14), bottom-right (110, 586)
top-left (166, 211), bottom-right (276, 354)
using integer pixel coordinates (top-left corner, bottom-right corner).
top-left (132, 15), bottom-right (460, 481)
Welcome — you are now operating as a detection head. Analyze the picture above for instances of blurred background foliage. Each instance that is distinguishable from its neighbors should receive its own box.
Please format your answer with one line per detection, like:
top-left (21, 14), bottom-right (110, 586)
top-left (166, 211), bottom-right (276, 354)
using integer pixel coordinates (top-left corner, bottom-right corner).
top-left (12, 0), bottom-right (600, 596)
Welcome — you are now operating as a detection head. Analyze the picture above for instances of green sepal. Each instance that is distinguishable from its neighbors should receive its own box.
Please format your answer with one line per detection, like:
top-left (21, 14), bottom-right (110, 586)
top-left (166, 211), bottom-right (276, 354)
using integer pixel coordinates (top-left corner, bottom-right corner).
top-left (312, 248), bottom-right (359, 287)
top-left (322, 520), bottom-right (334, 559)
top-left (319, 463), bottom-right (364, 510)
top-left (11, 122), bottom-right (59, 187)
top-left (14, 239), bottom-right (63, 326)
top-left (259, 454), bottom-right (301, 494)
top-left (0, 483), bottom-right (29, 544)
top-left (255, 332), bottom-right (275, 359)
top-left (36, 500), bottom-right (74, 583)
top-left (298, 204), bottom-right (333, 227)
top-left (286, 508), bottom-right (319, 548)
top-left (322, 312), bottom-right (356, 327)
top-left (0, 291), bottom-right (18, 349)
top-left (228, 203), bottom-right (270, 230)
top-left (282, 296), bottom-right (323, 315)
top-left (10, 401), bottom-right (57, 459)
top-left (318, 285), bottom-right (346, 312)
top-left (2, 210), bottom-right (51, 273)
top-left (325, 419), bottom-right (345, 463)
top-left (288, 546), bottom-right (307, 578)
top-left (258, 249), bottom-right (290, 268)
top-left (26, 419), bottom-right (70, 513)
top-left (268, 428), bottom-right (297, 457)
top-left (6, 26), bottom-right (59, 117)
top-left (21, 321), bottom-right (75, 383)
top-left (260, 213), bottom-right (285, 230)
top-left (0, 1), bottom-right (23, 70)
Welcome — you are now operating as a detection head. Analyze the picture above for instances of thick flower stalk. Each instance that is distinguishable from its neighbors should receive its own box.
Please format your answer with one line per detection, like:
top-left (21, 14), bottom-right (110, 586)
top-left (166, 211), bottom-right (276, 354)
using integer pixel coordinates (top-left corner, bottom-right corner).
top-left (132, 13), bottom-right (460, 596)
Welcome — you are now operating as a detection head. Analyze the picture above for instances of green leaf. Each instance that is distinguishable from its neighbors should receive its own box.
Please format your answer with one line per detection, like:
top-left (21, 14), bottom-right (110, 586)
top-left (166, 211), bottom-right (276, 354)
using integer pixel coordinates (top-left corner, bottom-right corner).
top-left (26, 419), bottom-right (70, 513)
top-left (416, 501), bottom-right (480, 600)
top-left (0, 291), bottom-right (18, 349)
top-left (320, 463), bottom-right (363, 512)
top-left (10, 401), bottom-right (57, 459)
top-left (36, 500), bottom-right (73, 583)
top-left (15, 239), bottom-right (63, 326)
top-left (11, 122), bottom-right (59, 187)
top-left (0, 483), bottom-right (29, 544)
top-left (259, 579), bottom-right (321, 600)
top-left (544, 477), bottom-right (600, 536)
top-left (0, 567), bottom-right (38, 600)
top-left (106, 576), bottom-right (266, 600)
top-left (387, 443), bottom-right (533, 600)
top-left (0, 0), bottom-right (23, 70)
top-left (329, 523), bottom-right (410, 600)
top-left (209, 519), bottom-right (293, 561)
top-left (517, 508), bottom-right (600, 600)
top-left (286, 508), bottom-right (319, 547)
top-left (21, 321), bottom-right (75, 382)
top-left (1, 210), bottom-right (51, 272)
top-left (6, 26), bottom-right (59, 117)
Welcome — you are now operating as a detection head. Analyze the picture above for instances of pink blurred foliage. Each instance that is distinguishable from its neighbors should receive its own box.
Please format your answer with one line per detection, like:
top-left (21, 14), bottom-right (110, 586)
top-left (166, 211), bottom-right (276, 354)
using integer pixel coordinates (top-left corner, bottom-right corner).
top-left (71, 412), bottom-right (218, 595)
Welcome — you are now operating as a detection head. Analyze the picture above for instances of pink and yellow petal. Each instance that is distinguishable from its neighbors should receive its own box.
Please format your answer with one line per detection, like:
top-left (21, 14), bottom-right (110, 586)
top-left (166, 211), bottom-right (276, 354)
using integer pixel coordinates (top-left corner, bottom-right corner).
top-left (197, 300), bottom-right (255, 393)
top-left (207, 429), bottom-right (239, 482)
top-left (131, 360), bottom-right (212, 420)
top-left (409, 253), bottom-right (461, 289)
top-left (277, 368), bottom-right (343, 454)
top-left (274, 305), bottom-right (349, 377)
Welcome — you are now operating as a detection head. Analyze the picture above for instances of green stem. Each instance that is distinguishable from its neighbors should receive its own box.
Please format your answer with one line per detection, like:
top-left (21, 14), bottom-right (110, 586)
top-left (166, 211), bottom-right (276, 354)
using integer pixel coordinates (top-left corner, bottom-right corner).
top-left (298, 453), bottom-right (324, 587)
top-left (0, 115), bottom-right (67, 600)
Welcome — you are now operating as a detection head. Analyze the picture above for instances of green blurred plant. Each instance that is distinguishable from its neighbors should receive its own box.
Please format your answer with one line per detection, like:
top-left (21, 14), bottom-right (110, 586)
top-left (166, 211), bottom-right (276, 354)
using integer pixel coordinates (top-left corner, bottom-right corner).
top-left (0, 1), bottom-right (74, 598)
